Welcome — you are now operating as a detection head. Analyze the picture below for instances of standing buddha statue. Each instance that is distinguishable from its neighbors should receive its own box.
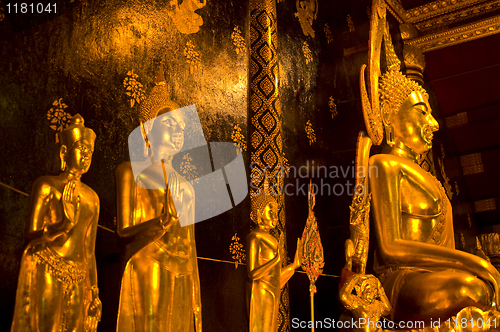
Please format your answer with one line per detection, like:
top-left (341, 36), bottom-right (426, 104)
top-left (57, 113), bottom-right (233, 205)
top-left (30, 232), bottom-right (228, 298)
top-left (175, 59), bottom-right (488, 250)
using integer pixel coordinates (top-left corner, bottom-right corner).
top-left (247, 182), bottom-right (301, 332)
top-left (11, 114), bottom-right (101, 332)
top-left (115, 69), bottom-right (202, 332)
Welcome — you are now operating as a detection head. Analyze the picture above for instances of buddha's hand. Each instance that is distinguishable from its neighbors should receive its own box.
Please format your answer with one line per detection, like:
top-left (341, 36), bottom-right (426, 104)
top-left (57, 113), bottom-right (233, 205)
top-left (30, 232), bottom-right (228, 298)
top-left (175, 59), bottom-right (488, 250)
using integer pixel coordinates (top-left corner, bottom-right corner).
top-left (168, 172), bottom-right (183, 211)
top-left (85, 286), bottom-right (102, 332)
top-left (62, 180), bottom-right (80, 227)
top-left (294, 238), bottom-right (302, 269)
top-left (194, 306), bottom-right (202, 332)
top-left (160, 173), bottom-right (181, 230)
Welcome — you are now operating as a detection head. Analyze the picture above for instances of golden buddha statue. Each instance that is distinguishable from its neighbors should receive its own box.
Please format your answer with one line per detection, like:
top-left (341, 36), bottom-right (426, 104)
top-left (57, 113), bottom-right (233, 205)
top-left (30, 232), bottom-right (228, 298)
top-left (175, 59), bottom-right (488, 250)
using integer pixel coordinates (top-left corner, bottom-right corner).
top-left (340, 274), bottom-right (391, 332)
top-left (247, 186), bottom-right (301, 332)
top-left (11, 114), bottom-right (101, 332)
top-left (357, 0), bottom-right (500, 325)
top-left (116, 74), bottom-right (202, 331)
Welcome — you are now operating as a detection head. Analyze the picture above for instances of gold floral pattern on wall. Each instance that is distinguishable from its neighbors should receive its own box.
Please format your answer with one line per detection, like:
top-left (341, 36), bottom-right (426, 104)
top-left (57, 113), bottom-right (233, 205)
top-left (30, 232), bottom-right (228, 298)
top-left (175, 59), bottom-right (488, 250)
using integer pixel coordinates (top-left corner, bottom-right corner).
top-left (295, 0), bottom-right (318, 38)
top-left (438, 143), bottom-right (453, 200)
top-left (179, 153), bottom-right (199, 182)
top-left (47, 98), bottom-right (72, 143)
top-left (328, 96), bottom-right (338, 118)
top-left (347, 14), bottom-right (355, 32)
top-left (123, 70), bottom-right (146, 108)
top-left (302, 41), bottom-right (313, 64)
top-left (455, 181), bottom-right (460, 196)
top-left (168, 0), bottom-right (206, 34)
top-left (324, 24), bottom-right (333, 44)
top-left (229, 233), bottom-right (245, 269)
top-left (231, 26), bottom-right (246, 55)
top-left (305, 120), bottom-right (316, 145)
top-left (184, 40), bottom-right (201, 74)
top-left (231, 124), bottom-right (246, 152)
top-left (0, 2), bottom-right (5, 22)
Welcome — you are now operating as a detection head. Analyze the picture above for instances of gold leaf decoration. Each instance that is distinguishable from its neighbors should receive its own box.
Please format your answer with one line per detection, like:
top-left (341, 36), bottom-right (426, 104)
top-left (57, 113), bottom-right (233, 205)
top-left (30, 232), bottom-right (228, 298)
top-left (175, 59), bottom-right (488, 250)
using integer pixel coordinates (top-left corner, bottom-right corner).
top-left (328, 96), bottom-right (338, 118)
top-left (305, 120), bottom-right (316, 145)
top-left (347, 14), bottom-right (355, 32)
top-left (438, 144), bottom-right (453, 200)
top-left (167, 0), bottom-right (206, 34)
top-left (0, 3), bottom-right (5, 22)
top-left (231, 26), bottom-right (246, 55)
top-left (324, 23), bottom-right (333, 44)
top-left (229, 233), bottom-right (246, 269)
top-left (123, 70), bottom-right (146, 108)
top-left (47, 98), bottom-right (72, 143)
top-left (294, 0), bottom-right (318, 38)
top-left (231, 124), bottom-right (247, 152)
top-left (184, 40), bottom-right (201, 74)
top-left (179, 153), bottom-right (199, 182)
top-left (302, 41), bottom-right (313, 64)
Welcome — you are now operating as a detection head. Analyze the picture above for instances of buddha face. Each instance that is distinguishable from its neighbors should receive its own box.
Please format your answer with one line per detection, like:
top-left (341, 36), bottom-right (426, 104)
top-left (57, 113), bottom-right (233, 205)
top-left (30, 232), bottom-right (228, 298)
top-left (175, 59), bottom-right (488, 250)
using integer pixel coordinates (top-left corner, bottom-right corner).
top-left (258, 202), bottom-right (278, 230)
top-left (390, 91), bottom-right (439, 155)
top-left (148, 109), bottom-right (185, 160)
top-left (64, 140), bottom-right (94, 174)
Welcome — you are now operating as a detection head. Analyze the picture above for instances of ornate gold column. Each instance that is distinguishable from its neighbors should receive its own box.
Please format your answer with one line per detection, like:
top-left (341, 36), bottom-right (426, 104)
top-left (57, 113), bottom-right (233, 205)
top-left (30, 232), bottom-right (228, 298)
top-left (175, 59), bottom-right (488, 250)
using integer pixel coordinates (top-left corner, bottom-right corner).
top-left (248, 0), bottom-right (290, 330)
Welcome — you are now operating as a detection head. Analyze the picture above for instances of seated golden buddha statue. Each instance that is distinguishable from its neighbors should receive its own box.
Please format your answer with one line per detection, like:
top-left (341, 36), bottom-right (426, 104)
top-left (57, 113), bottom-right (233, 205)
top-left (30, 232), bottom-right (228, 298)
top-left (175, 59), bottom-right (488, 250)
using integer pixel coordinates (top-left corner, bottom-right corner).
top-left (247, 184), bottom-right (301, 332)
top-left (356, 0), bottom-right (500, 325)
top-left (11, 114), bottom-right (101, 332)
top-left (115, 74), bottom-right (201, 331)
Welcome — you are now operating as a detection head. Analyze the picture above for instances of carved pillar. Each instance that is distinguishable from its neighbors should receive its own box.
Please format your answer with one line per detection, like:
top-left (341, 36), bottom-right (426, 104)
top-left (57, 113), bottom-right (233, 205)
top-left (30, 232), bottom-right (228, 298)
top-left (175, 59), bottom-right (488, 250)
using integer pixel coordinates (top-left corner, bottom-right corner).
top-left (248, 0), bottom-right (290, 331)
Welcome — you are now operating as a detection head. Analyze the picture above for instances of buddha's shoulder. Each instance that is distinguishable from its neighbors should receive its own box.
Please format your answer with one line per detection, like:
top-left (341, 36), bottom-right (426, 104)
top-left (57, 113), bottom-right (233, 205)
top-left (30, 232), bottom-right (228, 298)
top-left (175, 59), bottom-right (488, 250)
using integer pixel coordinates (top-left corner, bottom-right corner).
top-left (32, 175), bottom-right (63, 193)
top-left (247, 229), bottom-right (276, 244)
top-left (116, 161), bottom-right (133, 177)
top-left (369, 153), bottom-right (412, 170)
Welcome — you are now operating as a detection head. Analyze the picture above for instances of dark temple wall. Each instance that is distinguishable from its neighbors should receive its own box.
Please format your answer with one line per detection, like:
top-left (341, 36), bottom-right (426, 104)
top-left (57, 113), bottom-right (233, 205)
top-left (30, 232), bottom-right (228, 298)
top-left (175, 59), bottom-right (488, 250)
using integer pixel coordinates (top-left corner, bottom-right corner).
top-left (0, 0), bottom-right (401, 331)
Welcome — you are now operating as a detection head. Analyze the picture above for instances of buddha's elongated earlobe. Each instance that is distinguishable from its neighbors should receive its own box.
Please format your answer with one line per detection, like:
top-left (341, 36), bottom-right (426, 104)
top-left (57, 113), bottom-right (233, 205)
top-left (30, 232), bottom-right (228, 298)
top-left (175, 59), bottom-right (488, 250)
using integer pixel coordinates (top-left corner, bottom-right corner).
top-left (385, 125), bottom-right (395, 147)
top-left (60, 145), bottom-right (67, 171)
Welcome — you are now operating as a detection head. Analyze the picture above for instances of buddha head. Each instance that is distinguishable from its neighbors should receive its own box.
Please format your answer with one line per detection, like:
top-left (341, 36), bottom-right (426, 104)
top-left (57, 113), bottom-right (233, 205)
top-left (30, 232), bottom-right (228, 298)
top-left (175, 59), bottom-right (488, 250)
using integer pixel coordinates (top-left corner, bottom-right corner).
top-left (138, 81), bottom-right (184, 161)
top-left (251, 178), bottom-right (278, 231)
top-left (59, 114), bottom-right (96, 174)
top-left (379, 70), bottom-right (439, 155)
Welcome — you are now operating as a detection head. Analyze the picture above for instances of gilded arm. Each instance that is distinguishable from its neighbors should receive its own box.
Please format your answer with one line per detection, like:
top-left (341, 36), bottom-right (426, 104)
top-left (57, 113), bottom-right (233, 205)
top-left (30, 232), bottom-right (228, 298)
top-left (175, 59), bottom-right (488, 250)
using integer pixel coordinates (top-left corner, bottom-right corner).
top-left (370, 156), bottom-right (500, 303)
top-left (246, 233), bottom-right (280, 281)
top-left (279, 238), bottom-right (301, 289)
top-left (115, 163), bottom-right (174, 244)
top-left (26, 177), bottom-right (75, 242)
top-left (85, 194), bottom-right (101, 332)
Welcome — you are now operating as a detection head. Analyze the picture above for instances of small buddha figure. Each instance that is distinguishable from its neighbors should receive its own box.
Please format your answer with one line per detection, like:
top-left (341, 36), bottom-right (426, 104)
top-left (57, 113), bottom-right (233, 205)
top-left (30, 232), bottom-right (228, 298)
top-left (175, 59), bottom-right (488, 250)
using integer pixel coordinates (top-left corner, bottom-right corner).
top-left (247, 187), bottom-right (301, 332)
top-left (339, 274), bottom-right (391, 332)
top-left (11, 114), bottom-right (101, 332)
top-left (116, 76), bottom-right (201, 331)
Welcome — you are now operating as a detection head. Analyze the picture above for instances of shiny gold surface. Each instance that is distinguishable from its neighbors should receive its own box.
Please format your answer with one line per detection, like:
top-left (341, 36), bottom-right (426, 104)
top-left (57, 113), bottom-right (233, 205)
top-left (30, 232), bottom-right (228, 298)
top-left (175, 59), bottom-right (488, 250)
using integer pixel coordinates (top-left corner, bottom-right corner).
top-left (247, 192), bottom-right (301, 332)
top-left (357, 0), bottom-right (500, 324)
top-left (116, 78), bottom-right (201, 331)
top-left (11, 115), bottom-right (101, 332)
top-left (339, 274), bottom-right (391, 332)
